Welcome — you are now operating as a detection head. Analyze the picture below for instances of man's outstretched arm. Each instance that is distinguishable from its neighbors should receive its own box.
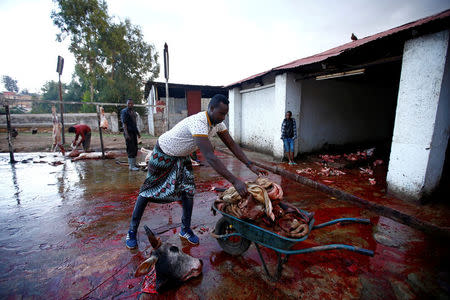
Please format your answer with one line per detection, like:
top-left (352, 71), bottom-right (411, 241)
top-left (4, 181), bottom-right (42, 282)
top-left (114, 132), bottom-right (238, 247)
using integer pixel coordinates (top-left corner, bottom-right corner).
top-left (193, 136), bottom-right (248, 197)
top-left (217, 130), bottom-right (268, 176)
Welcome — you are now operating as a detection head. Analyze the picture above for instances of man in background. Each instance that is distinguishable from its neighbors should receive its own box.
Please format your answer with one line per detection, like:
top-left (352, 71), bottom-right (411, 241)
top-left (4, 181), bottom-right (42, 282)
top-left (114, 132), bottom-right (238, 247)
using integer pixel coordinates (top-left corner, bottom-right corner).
top-left (121, 99), bottom-right (141, 171)
top-left (281, 111), bottom-right (297, 165)
top-left (68, 124), bottom-right (91, 152)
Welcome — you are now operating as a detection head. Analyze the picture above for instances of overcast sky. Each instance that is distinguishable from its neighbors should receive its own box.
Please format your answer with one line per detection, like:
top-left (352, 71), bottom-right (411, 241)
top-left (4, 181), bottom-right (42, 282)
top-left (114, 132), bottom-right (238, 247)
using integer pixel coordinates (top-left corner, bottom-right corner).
top-left (0, 0), bottom-right (449, 93)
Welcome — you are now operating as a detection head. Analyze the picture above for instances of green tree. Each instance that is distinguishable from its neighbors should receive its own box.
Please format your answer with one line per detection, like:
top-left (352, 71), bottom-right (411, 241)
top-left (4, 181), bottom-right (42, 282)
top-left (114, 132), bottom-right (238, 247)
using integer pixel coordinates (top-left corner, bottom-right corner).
top-left (97, 19), bottom-right (159, 113)
top-left (32, 81), bottom-right (60, 113)
top-left (32, 79), bottom-right (84, 113)
top-left (52, 0), bottom-right (109, 102)
top-left (51, 0), bottom-right (159, 110)
top-left (64, 78), bottom-right (84, 112)
top-left (2, 75), bottom-right (19, 93)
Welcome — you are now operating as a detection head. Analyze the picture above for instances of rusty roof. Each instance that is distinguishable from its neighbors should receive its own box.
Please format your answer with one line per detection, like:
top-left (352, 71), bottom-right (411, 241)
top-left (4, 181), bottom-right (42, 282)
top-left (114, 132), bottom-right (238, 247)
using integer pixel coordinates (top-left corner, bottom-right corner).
top-left (144, 81), bottom-right (227, 99)
top-left (226, 9), bottom-right (450, 88)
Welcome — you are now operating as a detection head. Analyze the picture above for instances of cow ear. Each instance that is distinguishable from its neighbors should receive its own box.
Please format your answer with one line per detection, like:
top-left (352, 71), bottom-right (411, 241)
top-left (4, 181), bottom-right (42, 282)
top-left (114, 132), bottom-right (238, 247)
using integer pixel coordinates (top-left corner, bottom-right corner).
top-left (134, 255), bottom-right (158, 277)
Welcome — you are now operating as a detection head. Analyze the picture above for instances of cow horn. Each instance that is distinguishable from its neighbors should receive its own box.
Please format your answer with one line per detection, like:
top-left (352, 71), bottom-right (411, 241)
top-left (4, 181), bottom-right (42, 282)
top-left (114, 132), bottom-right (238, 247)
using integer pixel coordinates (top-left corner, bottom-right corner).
top-left (144, 225), bottom-right (162, 249)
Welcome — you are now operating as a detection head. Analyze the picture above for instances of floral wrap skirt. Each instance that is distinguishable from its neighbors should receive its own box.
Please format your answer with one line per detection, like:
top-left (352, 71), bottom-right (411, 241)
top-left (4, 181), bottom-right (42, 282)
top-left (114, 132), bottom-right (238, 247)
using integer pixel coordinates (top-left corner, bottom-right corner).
top-left (139, 143), bottom-right (195, 202)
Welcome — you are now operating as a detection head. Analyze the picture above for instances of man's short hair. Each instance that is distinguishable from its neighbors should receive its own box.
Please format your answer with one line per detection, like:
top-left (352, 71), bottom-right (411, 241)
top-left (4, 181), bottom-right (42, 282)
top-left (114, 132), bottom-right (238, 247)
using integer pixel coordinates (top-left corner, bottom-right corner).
top-left (286, 111), bottom-right (292, 115)
top-left (127, 98), bottom-right (133, 103)
top-left (68, 126), bottom-right (76, 133)
top-left (209, 94), bottom-right (229, 109)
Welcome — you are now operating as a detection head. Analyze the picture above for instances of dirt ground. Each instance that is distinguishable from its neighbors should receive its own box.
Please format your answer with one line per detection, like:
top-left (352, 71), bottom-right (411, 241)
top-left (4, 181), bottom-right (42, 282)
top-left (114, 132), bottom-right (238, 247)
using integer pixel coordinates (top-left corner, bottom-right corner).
top-left (0, 131), bottom-right (158, 153)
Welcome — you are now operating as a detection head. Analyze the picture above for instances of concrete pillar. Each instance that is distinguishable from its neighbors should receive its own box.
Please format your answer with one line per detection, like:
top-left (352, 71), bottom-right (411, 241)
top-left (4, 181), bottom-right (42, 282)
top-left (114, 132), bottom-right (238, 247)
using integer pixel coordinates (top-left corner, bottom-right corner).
top-left (147, 85), bottom-right (155, 135)
top-left (228, 87), bottom-right (242, 143)
top-left (387, 30), bottom-right (450, 201)
top-left (273, 73), bottom-right (288, 159)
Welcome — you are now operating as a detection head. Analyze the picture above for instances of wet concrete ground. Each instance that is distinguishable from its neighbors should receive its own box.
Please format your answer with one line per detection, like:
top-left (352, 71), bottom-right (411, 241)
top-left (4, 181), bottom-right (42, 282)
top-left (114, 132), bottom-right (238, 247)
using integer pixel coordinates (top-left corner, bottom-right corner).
top-left (224, 145), bottom-right (450, 231)
top-left (0, 151), bottom-right (449, 299)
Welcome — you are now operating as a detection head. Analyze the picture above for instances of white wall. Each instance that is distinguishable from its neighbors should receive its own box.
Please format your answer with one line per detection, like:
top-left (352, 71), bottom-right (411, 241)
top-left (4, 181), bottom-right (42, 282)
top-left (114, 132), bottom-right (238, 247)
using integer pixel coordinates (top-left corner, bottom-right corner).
top-left (228, 88), bottom-right (242, 143)
top-left (240, 86), bottom-right (275, 153)
top-left (387, 30), bottom-right (450, 200)
top-left (299, 78), bottom-right (398, 152)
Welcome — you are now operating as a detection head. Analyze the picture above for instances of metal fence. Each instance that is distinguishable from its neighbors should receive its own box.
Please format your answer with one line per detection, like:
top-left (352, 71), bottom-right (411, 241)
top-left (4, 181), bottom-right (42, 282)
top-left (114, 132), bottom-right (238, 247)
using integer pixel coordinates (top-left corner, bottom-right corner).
top-left (1, 97), bottom-right (165, 163)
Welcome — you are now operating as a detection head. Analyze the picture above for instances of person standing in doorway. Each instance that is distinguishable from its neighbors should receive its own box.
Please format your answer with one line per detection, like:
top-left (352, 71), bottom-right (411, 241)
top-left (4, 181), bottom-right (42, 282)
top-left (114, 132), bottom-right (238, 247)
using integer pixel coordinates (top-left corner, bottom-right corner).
top-left (281, 111), bottom-right (297, 165)
top-left (121, 99), bottom-right (141, 171)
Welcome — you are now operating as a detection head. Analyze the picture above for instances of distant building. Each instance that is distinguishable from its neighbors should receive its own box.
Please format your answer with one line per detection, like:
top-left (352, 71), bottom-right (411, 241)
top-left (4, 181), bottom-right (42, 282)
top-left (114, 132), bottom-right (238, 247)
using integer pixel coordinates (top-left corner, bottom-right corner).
top-left (144, 81), bottom-right (227, 136)
top-left (0, 91), bottom-right (34, 111)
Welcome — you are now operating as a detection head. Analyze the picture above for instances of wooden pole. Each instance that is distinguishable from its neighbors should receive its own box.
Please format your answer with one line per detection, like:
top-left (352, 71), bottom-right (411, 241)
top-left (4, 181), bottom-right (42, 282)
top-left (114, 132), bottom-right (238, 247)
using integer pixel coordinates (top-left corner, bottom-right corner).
top-left (96, 105), bottom-right (105, 159)
top-left (165, 80), bottom-right (169, 131)
top-left (4, 104), bottom-right (15, 164)
top-left (58, 74), bottom-right (65, 144)
top-left (147, 85), bottom-right (155, 135)
top-left (164, 43), bottom-right (170, 132)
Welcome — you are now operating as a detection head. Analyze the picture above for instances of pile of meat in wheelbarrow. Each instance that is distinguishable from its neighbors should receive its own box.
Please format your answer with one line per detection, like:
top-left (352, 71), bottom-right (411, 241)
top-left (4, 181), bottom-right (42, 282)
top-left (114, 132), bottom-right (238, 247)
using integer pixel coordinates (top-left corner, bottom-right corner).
top-left (214, 177), bottom-right (313, 238)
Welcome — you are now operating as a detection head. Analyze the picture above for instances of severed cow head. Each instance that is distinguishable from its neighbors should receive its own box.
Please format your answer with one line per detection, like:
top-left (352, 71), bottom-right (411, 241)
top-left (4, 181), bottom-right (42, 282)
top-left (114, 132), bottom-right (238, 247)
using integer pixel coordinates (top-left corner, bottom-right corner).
top-left (135, 225), bottom-right (203, 292)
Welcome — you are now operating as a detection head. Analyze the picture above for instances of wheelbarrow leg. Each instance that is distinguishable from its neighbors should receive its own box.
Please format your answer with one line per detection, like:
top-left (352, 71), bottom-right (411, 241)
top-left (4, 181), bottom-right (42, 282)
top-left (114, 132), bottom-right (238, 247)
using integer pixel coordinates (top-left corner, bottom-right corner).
top-left (255, 243), bottom-right (290, 281)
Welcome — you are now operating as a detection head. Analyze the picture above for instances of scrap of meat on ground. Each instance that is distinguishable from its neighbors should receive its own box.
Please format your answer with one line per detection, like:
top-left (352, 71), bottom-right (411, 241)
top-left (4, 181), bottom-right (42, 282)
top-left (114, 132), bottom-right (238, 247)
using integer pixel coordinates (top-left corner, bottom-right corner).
top-left (68, 150), bottom-right (122, 161)
top-left (135, 226), bottom-right (203, 293)
top-left (214, 178), bottom-right (313, 238)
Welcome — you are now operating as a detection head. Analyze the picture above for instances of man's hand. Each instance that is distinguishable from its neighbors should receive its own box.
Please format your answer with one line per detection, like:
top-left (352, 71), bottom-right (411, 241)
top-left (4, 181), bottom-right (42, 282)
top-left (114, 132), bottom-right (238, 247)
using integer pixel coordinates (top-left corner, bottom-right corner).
top-left (137, 133), bottom-right (141, 139)
top-left (125, 134), bottom-right (130, 141)
top-left (232, 178), bottom-right (248, 198)
top-left (249, 164), bottom-right (269, 176)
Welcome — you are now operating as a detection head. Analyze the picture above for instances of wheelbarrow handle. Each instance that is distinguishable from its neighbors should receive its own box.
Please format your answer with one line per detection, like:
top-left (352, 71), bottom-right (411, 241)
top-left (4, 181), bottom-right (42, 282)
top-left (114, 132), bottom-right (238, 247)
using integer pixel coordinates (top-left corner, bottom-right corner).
top-left (312, 218), bottom-right (371, 230)
top-left (272, 243), bottom-right (374, 257)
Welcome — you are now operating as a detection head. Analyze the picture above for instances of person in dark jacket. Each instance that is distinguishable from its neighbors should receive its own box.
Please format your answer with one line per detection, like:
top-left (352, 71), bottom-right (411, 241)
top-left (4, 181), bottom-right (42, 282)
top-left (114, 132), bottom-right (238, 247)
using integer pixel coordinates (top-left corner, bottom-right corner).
top-left (121, 99), bottom-right (141, 171)
top-left (281, 111), bottom-right (297, 165)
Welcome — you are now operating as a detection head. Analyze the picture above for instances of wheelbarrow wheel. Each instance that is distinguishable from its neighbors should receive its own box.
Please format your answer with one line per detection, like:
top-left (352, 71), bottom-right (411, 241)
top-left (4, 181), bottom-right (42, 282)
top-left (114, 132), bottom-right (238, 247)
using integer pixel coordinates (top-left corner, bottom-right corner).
top-left (215, 217), bottom-right (251, 256)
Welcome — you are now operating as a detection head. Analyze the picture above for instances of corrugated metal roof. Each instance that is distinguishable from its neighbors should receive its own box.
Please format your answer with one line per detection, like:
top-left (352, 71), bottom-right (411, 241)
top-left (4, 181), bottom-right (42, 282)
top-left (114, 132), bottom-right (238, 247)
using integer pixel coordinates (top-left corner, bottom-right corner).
top-left (226, 9), bottom-right (450, 88)
top-left (144, 81), bottom-right (227, 99)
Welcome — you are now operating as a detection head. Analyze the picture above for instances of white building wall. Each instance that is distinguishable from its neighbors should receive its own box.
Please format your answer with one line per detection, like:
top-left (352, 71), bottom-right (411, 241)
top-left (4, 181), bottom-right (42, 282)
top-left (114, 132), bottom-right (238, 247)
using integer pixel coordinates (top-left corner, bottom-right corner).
top-left (240, 86), bottom-right (275, 153)
top-left (387, 30), bottom-right (450, 200)
top-left (228, 87), bottom-right (242, 143)
top-left (299, 78), bottom-right (398, 152)
top-left (228, 73), bottom-right (300, 158)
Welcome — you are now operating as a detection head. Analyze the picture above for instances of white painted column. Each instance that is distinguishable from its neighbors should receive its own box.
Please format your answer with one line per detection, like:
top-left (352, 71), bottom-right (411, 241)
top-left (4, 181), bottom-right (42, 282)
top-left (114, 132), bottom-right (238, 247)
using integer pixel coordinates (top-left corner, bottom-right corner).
top-left (228, 87), bottom-right (242, 143)
top-left (147, 85), bottom-right (155, 135)
top-left (273, 73), bottom-right (288, 159)
top-left (387, 30), bottom-right (450, 201)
